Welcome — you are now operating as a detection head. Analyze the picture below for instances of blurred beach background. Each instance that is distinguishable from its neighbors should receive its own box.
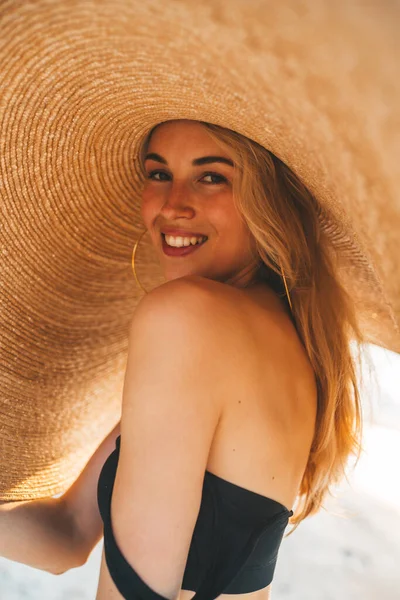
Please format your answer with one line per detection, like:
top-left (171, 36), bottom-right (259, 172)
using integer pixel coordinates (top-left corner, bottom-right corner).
top-left (1, 343), bottom-right (399, 599)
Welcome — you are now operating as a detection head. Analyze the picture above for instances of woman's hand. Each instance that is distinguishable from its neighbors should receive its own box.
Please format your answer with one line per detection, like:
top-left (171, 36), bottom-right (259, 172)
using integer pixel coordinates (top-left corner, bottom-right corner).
top-left (0, 495), bottom-right (85, 574)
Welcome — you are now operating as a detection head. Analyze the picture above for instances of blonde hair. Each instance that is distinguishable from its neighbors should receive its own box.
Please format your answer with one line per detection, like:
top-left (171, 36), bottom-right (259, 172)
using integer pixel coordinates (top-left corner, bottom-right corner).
top-left (136, 119), bottom-right (365, 532)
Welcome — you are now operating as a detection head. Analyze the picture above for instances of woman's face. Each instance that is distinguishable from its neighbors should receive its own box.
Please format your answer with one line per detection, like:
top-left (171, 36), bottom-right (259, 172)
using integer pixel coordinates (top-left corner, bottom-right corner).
top-left (140, 119), bottom-right (261, 287)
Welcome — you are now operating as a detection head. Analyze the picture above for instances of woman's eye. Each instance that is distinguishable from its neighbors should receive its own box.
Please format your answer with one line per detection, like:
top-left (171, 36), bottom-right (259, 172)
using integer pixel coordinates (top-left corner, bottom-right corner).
top-left (146, 170), bottom-right (227, 185)
top-left (201, 173), bottom-right (227, 185)
top-left (146, 170), bottom-right (170, 181)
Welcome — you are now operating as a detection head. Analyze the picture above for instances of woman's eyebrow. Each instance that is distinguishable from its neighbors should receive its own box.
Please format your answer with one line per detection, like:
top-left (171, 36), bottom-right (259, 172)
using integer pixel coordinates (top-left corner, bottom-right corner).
top-left (145, 152), bottom-right (234, 167)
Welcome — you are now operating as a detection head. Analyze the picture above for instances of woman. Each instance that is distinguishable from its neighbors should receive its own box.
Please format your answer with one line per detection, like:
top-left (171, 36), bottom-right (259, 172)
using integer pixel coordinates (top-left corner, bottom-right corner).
top-left (1, 117), bottom-right (364, 600)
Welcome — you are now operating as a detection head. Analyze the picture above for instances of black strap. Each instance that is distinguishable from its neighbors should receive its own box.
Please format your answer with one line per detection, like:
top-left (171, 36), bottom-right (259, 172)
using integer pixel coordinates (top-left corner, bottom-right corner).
top-left (103, 503), bottom-right (171, 600)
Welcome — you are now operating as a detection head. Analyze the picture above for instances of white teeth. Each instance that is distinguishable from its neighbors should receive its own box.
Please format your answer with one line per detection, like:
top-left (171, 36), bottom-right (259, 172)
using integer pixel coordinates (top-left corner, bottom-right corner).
top-left (164, 234), bottom-right (206, 247)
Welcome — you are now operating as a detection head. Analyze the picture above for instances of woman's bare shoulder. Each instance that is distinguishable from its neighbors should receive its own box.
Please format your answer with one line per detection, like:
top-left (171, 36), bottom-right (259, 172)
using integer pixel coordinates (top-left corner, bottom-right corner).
top-left (138, 274), bottom-right (225, 301)
top-left (133, 275), bottom-right (241, 327)
top-left (130, 277), bottom-right (254, 377)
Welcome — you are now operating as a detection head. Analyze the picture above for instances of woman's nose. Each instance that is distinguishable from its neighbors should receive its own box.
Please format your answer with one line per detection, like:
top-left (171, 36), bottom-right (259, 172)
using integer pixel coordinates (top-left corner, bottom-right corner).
top-left (160, 187), bottom-right (195, 218)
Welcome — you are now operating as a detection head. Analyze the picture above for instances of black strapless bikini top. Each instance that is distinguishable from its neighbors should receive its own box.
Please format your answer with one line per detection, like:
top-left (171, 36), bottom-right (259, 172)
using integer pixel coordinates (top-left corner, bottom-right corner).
top-left (97, 434), bottom-right (293, 600)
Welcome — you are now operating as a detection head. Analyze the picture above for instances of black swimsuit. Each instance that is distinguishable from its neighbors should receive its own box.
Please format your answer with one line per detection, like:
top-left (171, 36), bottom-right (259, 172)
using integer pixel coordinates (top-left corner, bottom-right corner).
top-left (97, 434), bottom-right (293, 600)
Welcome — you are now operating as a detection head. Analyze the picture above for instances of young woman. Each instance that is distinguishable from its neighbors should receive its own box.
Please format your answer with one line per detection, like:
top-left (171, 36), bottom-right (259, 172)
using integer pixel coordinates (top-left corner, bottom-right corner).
top-left (0, 119), bottom-right (364, 600)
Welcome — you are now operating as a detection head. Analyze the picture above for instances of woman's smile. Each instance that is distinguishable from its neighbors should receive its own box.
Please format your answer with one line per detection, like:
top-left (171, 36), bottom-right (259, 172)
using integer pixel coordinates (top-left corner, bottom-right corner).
top-left (161, 232), bottom-right (208, 257)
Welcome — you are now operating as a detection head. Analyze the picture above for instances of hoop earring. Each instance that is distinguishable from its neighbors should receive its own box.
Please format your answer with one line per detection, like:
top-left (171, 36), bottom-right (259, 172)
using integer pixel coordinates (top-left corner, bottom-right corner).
top-left (278, 259), bottom-right (293, 312)
top-left (132, 229), bottom-right (149, 294)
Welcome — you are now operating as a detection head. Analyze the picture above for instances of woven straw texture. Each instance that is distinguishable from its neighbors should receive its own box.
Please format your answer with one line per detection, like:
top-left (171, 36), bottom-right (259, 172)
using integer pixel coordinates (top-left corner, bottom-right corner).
top-left (1, 0), bottom-right (399, 500)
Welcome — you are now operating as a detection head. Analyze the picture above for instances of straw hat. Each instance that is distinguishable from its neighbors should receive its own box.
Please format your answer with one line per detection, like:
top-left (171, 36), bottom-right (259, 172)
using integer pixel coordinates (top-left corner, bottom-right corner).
top-left (1, 0), bottom-right (399, 501)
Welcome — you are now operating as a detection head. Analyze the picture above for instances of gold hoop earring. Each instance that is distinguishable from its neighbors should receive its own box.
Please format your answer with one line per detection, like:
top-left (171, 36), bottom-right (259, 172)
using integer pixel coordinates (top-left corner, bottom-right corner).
top-left (132, 229), bottom-right (149, 294)
top-left (278, 259), bottom-right (293, 312)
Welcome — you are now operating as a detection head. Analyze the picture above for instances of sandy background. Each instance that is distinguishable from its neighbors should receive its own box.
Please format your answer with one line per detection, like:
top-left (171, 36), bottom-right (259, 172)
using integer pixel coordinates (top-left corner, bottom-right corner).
top-left (1, 343), bottom-right (399, 600)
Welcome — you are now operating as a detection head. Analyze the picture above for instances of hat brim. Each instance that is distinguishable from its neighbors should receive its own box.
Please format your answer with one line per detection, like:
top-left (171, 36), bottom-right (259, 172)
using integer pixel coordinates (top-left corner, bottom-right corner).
top-left (1, 0), bottom-right (399, 499)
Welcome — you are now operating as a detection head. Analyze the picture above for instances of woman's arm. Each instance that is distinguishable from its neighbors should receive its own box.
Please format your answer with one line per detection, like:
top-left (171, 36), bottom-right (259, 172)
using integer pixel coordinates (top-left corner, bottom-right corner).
top-left (61, 420), bottom-right (121, 564)
top-left (0, 420), bottom-right (121, 574)
top-left (0, 495), bottom-right (84, 575)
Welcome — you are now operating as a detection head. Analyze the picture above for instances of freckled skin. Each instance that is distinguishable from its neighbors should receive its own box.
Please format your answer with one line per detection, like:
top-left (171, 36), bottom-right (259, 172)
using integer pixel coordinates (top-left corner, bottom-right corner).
top-left (141, 119), bottom-right (263, 289)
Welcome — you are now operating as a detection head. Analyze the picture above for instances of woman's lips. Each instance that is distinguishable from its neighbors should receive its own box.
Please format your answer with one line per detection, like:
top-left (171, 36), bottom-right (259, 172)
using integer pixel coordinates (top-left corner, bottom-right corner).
top-left (161, 234), bottom-right (207, 257)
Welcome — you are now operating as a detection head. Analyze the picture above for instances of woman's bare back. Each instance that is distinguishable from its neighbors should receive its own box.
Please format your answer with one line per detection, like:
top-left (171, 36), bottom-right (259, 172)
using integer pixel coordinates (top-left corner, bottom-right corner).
top-left (179, 279), bottom-right (317, 600)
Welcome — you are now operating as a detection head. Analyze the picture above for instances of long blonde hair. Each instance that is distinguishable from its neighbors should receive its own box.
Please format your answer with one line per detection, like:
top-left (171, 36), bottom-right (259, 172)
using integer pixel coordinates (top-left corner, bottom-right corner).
top-left (136, 119), bottom-right (365, 531)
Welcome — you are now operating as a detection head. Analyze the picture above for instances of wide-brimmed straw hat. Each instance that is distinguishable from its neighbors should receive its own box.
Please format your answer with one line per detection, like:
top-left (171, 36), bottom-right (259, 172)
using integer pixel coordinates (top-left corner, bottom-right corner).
top-left (1, 0), bottom-right (399, 501)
